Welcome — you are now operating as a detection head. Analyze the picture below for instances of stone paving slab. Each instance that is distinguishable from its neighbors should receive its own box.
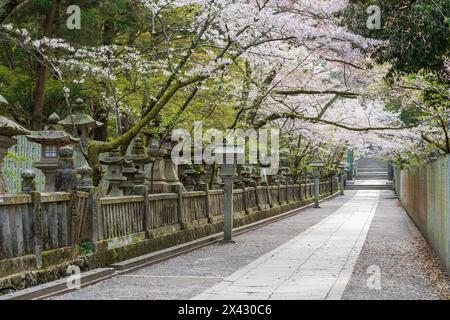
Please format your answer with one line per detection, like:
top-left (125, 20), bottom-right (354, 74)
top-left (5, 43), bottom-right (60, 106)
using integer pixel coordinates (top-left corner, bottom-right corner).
top-left (194, 191), bottom-right (380, 300)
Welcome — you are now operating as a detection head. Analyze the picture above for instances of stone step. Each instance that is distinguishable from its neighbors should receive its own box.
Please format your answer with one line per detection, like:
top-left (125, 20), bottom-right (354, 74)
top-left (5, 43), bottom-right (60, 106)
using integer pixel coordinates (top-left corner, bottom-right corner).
top-left (357, 167), bottom-right (388, 172)
top-left (357, 171), bottom-right (388, 175)
top-left (346, 185), bottom-right (393, 190)
top-left (357, 175), bottom-right (389, 180)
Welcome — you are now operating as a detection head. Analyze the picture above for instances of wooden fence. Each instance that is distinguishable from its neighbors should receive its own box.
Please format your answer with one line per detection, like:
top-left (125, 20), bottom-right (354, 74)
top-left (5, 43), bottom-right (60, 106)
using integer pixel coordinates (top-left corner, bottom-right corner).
top-left (394, 157), bottom-right (450, 273)
top-left (0, 191), bottom-right (89, 261)
top-left (1, 178), bottom-right (338, 263)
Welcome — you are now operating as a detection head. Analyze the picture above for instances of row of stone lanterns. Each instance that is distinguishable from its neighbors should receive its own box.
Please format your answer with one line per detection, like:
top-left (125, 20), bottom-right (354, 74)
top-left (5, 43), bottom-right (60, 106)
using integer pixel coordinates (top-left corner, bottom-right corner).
top-left (0, 93), bottom-right (350, 198)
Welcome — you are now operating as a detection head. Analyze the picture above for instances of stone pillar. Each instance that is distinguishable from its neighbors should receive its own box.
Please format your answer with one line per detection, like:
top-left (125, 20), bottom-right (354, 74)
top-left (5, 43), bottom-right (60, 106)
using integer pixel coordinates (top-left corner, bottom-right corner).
top-left (31, 191), bottom-right (43, 268)
top-left (149, 158), bottom-right (170, 193)
top-left (222, 165), bottom-right (234, 242)
top-left (314, 176), bottom-right (320, 208)
top-left (164, 157), bottom-right (185, 192)
top-left (55, 147), bottom-right (77, 193)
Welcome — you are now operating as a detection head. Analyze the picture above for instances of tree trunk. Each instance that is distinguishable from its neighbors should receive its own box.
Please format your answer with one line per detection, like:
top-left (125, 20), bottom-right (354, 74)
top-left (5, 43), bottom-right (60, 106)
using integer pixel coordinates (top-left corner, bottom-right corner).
top-left (93, 103), bottom-right (108, 141)
top-left (31, 0), bottom-right (58, 130)
top-left (92, 19), bottom-right (115, 141)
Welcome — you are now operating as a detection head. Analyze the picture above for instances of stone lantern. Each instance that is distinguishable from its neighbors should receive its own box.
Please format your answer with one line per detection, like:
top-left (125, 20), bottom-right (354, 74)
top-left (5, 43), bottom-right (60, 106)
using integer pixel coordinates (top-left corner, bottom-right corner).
top-left (58, 98), bottom-right (103, 148)
top-left (130, 136), bottom-right (152, 185)
top-left (309, 161), bottom-right (323, 208)
top-left (0, 95), bottom-right (30, 193)
top-left (214, 143), bottom-right (245, 242)
top-left (26, 113), bottom-right (79, 191)
top-left (100, 149), bottom-right (126, 197)
top-left (121, 156), bottom-right (138, 196)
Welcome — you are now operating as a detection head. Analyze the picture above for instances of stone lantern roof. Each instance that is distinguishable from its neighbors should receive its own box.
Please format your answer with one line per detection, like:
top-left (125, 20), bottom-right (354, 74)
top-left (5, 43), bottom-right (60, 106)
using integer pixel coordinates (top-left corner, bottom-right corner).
top-left (26, 113), bottom-right (79, 145)
top-left (100, 148), bottom-right (125, 165)
top-left (26, 130), bottom-right (79, 145)
top-left (58, 98), bottom-right (103, 129)
top-left (0, 116), bottom-right (30, 137)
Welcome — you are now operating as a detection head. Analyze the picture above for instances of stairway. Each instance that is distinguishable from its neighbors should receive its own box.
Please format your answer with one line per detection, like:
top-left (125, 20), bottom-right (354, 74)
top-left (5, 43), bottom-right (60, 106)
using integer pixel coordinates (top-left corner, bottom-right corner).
top-left (346, 158), bottom-right (393, 190)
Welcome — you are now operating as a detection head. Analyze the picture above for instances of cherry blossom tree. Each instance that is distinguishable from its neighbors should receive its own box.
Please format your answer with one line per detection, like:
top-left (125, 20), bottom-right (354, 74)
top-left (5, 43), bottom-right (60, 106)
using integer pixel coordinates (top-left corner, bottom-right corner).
top-left (0, 0), bottom-right (408, 184)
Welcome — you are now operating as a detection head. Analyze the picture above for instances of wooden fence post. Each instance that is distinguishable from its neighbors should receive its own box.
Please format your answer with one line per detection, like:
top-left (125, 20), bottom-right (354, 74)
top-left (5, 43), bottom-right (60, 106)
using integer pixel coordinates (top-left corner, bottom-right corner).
top-left (69, 190), bottom-right (79, 260)
top-left (134, 185), bottom-right (151, 232)
top-left (177, 185), bottom-right (187, 229)
top-left (86, 187), bottom-right (103, 242)
top-left (255, 187), bottom-right (262, 210)
top-left (31, 191), bottom-right (43, 268)
top-left (243, 189), bottom-right (249, 214)
top-left (267, 184), bottom-right (273, 208)
top-left (277, 185), bottom-right (282, 205)
top-left (201, 183), bottom-right (212, 223)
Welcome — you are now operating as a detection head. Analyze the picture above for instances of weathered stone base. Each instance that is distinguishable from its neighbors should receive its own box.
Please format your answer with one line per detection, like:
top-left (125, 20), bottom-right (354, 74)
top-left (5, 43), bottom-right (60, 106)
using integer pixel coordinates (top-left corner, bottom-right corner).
top-left (0, 194), bottom-right (329, 295)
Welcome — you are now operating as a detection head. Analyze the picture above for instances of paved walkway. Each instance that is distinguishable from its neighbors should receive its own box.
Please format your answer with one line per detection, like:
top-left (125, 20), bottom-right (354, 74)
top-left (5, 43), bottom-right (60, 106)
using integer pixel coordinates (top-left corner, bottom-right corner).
top-left (195, 191), bottom-right (379, 300)
top-left (53, 190), bottom-right (449, 300)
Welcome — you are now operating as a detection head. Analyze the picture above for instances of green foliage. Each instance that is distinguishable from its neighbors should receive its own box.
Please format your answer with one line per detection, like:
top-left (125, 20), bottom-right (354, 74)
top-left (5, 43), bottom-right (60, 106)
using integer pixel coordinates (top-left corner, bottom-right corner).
top-left (342, 0), bottom-right (450, 77)
top-left (78, 244), bottom-right (93, 255)
top-left (3, 151), bottom-right (30, 187)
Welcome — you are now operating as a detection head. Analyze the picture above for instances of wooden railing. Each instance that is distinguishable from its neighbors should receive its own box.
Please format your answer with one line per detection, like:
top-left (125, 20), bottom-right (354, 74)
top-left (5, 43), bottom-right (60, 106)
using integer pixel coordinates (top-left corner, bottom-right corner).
top-left (149, 194), bottom-right (178, 229)
top-left (0, 191), bottom-right (88, 261)
top-left (0, 194), bottom-right (34, 259)
top-left (100, 196), bottom-right (146, 239)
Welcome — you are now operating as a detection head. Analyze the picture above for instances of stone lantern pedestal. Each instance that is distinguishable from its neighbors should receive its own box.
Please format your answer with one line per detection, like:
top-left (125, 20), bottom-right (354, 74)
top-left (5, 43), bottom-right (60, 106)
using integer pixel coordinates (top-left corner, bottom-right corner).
top-left (147, 136), bottom-right (169, 193)
top-left (100, 149), bottom-right (126, 197)
top-left (162, 137), bottom-right (185, 193)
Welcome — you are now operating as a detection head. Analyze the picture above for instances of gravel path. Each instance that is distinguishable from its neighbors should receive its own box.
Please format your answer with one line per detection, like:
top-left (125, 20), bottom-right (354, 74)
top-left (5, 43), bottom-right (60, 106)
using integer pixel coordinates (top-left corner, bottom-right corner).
top-left (342, 191), bottom-right (449, 300)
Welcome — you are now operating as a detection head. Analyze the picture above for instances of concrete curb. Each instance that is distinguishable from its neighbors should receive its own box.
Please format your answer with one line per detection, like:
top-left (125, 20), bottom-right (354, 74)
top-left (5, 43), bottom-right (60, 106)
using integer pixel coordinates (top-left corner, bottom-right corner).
top-left (0, 268), bottom-right (115, 300)
top-left (1, 192), bottom-right (341, 300)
